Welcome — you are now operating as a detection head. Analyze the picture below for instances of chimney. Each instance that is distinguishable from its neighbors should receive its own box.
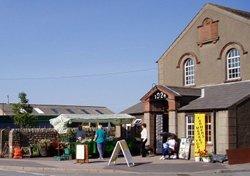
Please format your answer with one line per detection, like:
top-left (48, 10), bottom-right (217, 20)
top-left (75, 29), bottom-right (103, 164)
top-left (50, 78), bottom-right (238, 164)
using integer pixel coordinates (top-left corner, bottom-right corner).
top-left (200, 88), bottom-right (205, 98)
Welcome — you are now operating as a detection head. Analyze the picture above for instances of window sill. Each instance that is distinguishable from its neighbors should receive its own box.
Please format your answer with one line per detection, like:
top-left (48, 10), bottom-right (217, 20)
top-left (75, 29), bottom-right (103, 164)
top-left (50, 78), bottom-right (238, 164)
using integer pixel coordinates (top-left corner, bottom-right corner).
top-left (225, 78), bottom-right (242, 83)
top-left (184, 84), bottom-right (196, 87)
top-left (190, 142), bottom-right (213, 146)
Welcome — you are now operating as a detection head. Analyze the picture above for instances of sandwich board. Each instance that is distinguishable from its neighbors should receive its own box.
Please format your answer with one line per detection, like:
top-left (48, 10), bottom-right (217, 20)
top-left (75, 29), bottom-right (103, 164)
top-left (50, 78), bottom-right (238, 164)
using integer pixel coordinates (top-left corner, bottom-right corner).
top-left (178, 138), bottom-right (191, 160)
top-left (76, 144), bottom-right (89, 163)
top-left (108, 139), bottom-right (134, 167)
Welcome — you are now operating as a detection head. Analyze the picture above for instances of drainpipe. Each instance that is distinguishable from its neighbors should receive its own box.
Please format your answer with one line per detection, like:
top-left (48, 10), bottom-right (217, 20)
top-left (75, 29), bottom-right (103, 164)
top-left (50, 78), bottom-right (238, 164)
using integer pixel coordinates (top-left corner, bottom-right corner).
top-left (213, 111), bottom-right (217, 154)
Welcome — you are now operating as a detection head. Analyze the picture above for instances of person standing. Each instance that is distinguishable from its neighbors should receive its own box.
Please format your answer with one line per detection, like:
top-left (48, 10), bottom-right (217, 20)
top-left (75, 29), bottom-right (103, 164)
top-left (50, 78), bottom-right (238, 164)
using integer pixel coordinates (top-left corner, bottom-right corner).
top-left (94, 124), bottom-right (106, 159)
top-left (140, 123), bottom-right (148, 157)
top-left (76, 125), bottom-right (86, 142)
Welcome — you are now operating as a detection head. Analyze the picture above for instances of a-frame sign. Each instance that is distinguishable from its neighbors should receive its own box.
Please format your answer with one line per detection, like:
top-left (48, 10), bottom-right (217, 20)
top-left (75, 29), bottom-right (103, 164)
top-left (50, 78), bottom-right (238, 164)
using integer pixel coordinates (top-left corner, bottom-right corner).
top-left (108, 139), bottom-right (134, 167)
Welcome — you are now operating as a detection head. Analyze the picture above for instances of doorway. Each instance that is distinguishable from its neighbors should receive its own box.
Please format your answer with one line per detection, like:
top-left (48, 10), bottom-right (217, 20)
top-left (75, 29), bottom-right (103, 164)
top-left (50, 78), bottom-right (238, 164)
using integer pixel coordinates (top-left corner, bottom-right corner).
top-left (155, 113), bottom-right (168, 154)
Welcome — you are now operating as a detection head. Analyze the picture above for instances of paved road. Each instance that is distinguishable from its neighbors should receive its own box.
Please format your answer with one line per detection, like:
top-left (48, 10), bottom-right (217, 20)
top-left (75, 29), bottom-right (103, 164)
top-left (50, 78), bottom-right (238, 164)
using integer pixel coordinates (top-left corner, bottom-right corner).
top-left (0, 169), bottom-right (45, 176)
top-left (0, 168), bottom-right (250, 176)
top-left (0, 157), bottom-right (249, 176)
top-left (105, 162), bottom-right (226, 173)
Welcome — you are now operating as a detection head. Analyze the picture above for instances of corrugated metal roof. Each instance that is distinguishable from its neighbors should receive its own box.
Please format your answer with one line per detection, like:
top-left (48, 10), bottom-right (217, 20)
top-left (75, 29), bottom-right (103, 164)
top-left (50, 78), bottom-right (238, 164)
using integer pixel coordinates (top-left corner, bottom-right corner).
top-left (0, 104), bottom-right (113, 116)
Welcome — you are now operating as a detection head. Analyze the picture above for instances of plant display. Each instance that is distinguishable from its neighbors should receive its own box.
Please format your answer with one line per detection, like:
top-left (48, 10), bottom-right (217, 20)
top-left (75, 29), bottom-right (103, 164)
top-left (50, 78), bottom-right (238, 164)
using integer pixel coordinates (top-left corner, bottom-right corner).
top-left (197, 149), bottom-right (208, 157)
top-left (38, 139), bottom-right (51, 148)
top-left (37, 139), bottom-right (51, 156)
top-left (30, 144), bottom-right (40, 157)
top-left (22, 147), bottom-right (32, 157)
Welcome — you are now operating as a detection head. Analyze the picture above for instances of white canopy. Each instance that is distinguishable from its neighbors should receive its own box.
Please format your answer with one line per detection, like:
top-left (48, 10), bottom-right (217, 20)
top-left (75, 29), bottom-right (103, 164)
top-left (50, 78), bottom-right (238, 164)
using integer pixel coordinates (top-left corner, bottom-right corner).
top-left (49, 113), bottom-right (136, 134)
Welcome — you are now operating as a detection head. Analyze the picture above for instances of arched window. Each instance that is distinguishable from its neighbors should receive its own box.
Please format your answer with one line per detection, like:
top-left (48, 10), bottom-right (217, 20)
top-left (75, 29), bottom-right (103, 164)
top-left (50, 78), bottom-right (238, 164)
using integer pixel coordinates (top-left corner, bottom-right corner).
top-left (227, 48), bottom-right (240, 80)
top-left (184, 58), bottom-right (195, 86)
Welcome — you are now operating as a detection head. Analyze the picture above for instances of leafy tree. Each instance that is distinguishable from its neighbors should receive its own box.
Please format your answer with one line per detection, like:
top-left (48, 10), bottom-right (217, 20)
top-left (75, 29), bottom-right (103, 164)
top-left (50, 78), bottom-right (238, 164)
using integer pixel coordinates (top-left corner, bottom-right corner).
top-left (11, 92), bottom-right (36, 128)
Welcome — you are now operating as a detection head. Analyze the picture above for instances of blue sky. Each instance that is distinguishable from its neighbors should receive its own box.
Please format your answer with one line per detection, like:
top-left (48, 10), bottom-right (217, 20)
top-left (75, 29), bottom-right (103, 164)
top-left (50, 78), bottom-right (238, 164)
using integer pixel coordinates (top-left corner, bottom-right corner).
top-left (0, 0), bottom-right (249, 113)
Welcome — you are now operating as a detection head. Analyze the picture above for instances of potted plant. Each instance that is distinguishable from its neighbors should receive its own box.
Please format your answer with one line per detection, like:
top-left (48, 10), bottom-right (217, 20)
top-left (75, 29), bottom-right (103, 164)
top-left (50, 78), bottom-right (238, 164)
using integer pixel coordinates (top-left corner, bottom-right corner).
top-left (198, 149), bottom-right (211, 163)
top-left (30, 144), bottom-right (40, 157)
top-left (194, 155), bottom-right (201, 162)
top-left (37, 139), bottom-right (50, 157)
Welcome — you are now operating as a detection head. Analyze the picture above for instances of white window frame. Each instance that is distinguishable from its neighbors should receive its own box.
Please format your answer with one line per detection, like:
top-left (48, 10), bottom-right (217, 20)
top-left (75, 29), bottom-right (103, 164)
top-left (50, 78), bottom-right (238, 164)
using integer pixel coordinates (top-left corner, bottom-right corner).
top-left (184, 58), bottom-right (195, 86)
top-left (186, 115), bottom-right (194, 141)
top-left (185, 114), bottom-right (212, 144)
top-left (227, 48), bottom-right (240, 80)
top-left (206, 114), bottom-right (212, 144)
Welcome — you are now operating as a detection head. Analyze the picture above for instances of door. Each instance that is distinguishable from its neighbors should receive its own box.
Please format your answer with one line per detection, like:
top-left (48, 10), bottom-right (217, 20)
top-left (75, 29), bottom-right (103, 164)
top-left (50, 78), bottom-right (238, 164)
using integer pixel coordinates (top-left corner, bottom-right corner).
top-left (155, 114), bottom-right (168, 154)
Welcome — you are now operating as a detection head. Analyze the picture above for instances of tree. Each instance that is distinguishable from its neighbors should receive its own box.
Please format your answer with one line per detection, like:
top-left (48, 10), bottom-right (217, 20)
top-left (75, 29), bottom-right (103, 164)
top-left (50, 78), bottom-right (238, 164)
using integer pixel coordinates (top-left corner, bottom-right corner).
top-left (11, 92), bottom-right (36, 128)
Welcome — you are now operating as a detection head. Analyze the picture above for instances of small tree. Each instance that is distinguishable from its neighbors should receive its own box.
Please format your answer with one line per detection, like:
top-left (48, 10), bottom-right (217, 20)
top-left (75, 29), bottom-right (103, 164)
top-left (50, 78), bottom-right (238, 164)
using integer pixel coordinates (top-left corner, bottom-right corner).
top-left (12, 92), bottom-right (36, 128)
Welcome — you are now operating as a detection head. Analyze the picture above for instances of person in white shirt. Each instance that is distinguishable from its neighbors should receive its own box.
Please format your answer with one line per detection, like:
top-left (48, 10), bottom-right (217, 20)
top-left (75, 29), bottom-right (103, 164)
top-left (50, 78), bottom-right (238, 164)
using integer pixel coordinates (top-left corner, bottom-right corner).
top-left (160, 135), bottom-right (176, 160)
top-left (140, 123), bottom-right (148, 157)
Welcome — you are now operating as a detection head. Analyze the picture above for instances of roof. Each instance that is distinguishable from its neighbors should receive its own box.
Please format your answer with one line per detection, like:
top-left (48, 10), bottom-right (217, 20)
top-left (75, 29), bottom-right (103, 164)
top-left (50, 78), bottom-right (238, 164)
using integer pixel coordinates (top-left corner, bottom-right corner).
top-left (120, 102), bottom-right (144, 115)
top-left (123, 81), bottom-right (250, 113)
top-left (50, 114), bottom-right (135, 134)
top-left (157, 3), bottom-right (250, 63)
top-left (167, 86), bottom-right (201, 97)
top-left (122, 85), bottom-right (201, 115)
top-left (179, 81), bottom-right (250, 111)
top-left (210, 3), bottom-right (250, 20)
top-left (141, 85), bottom-right (201, 101)
top-left (0, 103), bottom-right (113, 116)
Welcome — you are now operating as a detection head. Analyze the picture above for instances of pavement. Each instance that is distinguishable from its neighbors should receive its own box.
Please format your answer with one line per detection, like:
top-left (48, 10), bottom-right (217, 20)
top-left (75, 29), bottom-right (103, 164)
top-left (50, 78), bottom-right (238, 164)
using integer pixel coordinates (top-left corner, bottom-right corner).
top-left (0, 155), bottom-right (249, 175)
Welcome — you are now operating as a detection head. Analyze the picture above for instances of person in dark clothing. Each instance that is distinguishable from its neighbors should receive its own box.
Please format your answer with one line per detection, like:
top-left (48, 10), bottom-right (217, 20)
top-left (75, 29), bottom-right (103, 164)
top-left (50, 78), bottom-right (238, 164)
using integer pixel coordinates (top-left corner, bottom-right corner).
top-left (76, 125), bottom-right (86, 142)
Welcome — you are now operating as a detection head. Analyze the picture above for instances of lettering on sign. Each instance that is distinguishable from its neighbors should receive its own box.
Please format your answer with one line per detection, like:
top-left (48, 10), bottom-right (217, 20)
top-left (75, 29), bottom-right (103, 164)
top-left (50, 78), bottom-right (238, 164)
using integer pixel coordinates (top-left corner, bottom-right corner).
top-left (194, 113), bottom-right (206, 157)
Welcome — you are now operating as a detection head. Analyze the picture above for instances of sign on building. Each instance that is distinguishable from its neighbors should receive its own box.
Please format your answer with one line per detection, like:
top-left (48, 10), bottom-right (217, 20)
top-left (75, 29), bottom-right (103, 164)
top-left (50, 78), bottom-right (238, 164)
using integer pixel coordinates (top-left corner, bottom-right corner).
top-left (194, 113), bottom-right (206, 157)
top-left (108, 139), bottom-right (134, 167)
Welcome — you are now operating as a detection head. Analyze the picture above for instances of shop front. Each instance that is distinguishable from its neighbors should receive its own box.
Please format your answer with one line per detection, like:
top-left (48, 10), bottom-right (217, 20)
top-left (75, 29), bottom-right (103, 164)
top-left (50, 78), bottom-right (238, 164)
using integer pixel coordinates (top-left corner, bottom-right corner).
top-left (140, 85), bottom-right (201, 154)
top-left (140, 82), bottom-right (250, 158)
top-left (141, 86), bottom-right (177, 153)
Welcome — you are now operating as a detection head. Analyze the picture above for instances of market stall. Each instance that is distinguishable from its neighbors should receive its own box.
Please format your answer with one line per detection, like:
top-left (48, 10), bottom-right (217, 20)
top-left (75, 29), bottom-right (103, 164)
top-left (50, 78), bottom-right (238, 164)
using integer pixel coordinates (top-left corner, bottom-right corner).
top-left (50, 113), bottom-right (135, 133)
top-left (49, 113), bottom-right (135, 159)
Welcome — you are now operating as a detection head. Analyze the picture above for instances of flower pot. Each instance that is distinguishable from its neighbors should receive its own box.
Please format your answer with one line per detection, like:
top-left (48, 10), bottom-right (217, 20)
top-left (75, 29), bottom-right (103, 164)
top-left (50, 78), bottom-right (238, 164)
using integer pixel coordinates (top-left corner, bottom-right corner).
top-left (194, 156), bottom-right (200, 162)
top-left (13, 147), bottom-right (23, 159)
top-left (39, 147), bottom-right (48, 157)
top-left (202, 157), bottom-right (211, 163)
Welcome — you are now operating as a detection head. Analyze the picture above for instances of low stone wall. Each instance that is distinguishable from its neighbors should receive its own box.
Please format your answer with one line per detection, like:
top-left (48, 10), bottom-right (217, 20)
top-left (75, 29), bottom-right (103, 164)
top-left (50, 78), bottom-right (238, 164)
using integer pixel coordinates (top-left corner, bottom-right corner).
top-left (7, 128), bottom-right (58, 158)
top-left (17, 128), bottom-right (58, 146)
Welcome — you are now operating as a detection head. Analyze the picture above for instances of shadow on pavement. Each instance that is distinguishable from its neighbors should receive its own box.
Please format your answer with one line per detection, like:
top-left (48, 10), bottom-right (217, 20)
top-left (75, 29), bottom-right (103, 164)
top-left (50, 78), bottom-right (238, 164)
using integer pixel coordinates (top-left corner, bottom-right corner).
top-left (105, 162), bottom-right (227, 173)
top-left (88, 160), bottom-right (107, 163)
top-left (112, 162), bottom-right (152, 166)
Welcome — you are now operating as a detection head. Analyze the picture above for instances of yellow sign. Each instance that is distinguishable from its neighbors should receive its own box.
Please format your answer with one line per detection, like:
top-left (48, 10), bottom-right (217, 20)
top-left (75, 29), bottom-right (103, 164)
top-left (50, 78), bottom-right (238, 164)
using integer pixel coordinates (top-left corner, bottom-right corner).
top-left (194, 113), bottom-right (206, 157)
